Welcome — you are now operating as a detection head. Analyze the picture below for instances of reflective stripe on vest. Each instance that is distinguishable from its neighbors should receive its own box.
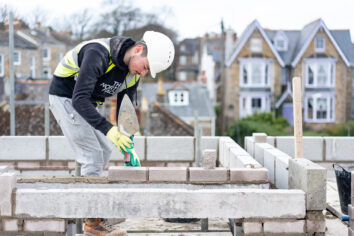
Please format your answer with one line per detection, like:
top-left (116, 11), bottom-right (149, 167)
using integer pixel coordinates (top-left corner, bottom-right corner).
top-left (117, 74), bottom-right (140, 93)
top-left (54, 38), bottom-right (114, 78)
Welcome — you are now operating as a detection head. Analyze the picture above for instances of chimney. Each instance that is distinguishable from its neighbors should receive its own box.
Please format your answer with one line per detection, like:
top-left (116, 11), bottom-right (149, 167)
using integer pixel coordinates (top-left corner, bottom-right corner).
top-left (233, 33), bottom-right (237, 42)
top-left (156, 77), bottom-right (165, 104)
top-left (36, 22), bottom-right (41, 29)
top-left (5, 18), bottom-right (21, 31)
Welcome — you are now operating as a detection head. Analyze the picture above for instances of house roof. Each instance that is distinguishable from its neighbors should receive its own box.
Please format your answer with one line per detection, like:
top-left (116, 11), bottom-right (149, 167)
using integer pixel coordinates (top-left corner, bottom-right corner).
top-left (19, 28), bottom-right (64, 45)
top-left (179, 38), bottom-right (199, 56)
top-left (291, 19), bottom-right (352, 67)
top-left (141, 82), bottom-right (215, 119)
top-left (226, 20), bottom-right (285, 67)
top-left (0, 31), bottom-right (37, 49)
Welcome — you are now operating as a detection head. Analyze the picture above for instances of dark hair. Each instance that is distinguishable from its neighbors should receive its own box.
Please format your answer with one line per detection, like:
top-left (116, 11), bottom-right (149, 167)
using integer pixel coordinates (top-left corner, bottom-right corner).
top-left (135, 41), bottom-right (147, 57)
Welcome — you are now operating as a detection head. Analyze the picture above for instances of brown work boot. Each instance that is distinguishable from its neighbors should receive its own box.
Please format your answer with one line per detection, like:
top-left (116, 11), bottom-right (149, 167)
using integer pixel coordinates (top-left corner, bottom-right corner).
top-left (84, 218), bottom-right (127, 236)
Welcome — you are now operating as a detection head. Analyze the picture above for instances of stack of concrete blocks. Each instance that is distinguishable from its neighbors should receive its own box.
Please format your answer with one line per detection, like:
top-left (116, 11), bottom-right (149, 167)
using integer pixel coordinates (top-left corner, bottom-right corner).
top-left (348, 172), bottom-right (354, 235)
top-left (0, 166), bottom-right (66, 234)
top-left (289, 158), bottom-right (327, 235)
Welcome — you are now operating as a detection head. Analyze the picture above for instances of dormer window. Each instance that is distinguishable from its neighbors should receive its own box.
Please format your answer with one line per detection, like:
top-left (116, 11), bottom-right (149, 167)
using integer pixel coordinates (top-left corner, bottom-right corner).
top-left (168, 90), bottom-right (189, 106)
top-left (315, 37), bottom-right (325, 52)
top-left (274, 31), bottom-right (288, 51)
top-left (250, 38), bottom-right (262, 52)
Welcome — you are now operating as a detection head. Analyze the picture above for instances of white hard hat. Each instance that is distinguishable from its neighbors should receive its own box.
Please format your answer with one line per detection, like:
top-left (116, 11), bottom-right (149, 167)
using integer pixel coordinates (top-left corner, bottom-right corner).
top-left (143, 31), bottom-right (175, 78)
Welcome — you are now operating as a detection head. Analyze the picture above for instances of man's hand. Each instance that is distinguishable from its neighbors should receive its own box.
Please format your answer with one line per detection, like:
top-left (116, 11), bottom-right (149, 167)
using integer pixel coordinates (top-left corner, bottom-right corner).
top-left (124, 147), bottom-right (141, 167)
top-left (106, 126), bottom-right (132, 152)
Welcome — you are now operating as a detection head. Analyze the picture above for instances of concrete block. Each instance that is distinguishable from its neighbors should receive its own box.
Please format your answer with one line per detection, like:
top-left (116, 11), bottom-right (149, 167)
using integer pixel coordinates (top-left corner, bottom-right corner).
top-left (149, 167), bottom-right (187, 182)
top-left (349, 204), bottom-right (354, 218)
top-left (19, 170), bottom-right (71, 176)
top-left (24, 219), bottom-right (65, 232)
top-left (166, 162), bottom-right (191, 167)
top-left (350, 228), bottom-right (354, 236)
top-left (264, 149), bottom-right (284, 185)
top-left (0, 136), bottom-right (46, 160)
top-left (267, 136), bottom-right (275, 146)
top-left (245, 137), bottom-right (255, 157)
top-left (146, 137), bottom-right (193, 161)
top-left (325, 137), bottom-right (354, 161)
top-left (202, 149), bottom-right (216, 169)
top-left (289, 158), bottom-right (326, 210)
top-left (253, 133), bottom-right (267, 143)
top-left (254, 143), bottom-right (274, 165)
top-left (0, 173), bottom-right (17, 216)
top-left (2, 219), bottom-right (18, 231)
top-left (189, 167), bottom-right (227, 183)
top-left (15, 188), bottom-right (306, 219)
top-left (230, 168), bottom-right (268, 183)
top-left (276, 136), bottom-right (323, 161)
top-left (218, 137), bottom-right (236, 167)
top-left (17, 161), bottom-right (41, 169)
top-left (306, 219), bottom-right (326, 233)
top-left (111, 136), bottom-right (145, 161)
top-left (201, 136), bottom-right (219, 153)
top-left (264, 220), bottom-right (305, 233)
top-left (108, 166), bottom-right (147, 182)
top-left (0, 166), bottom-right (8, 174)
top-left (242, 221), bottom-right (262, 234)
top-left (275, 155), bottom-right (290, 189)
top-left (48, 136), bottom-right (75, 160)
top-left (232, 153), bottom-right (263, 169)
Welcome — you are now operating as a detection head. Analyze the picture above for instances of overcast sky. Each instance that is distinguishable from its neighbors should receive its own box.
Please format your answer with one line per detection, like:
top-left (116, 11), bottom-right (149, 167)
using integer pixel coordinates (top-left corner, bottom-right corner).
top-left (3, 0), bottom-right (354, 41)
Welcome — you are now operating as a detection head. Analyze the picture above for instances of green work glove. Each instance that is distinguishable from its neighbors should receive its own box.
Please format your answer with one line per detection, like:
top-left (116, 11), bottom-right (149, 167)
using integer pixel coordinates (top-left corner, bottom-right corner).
top-left (106, 126), bottom-right (132, 152)
top-left (123, 136), bottom-right (141, 167)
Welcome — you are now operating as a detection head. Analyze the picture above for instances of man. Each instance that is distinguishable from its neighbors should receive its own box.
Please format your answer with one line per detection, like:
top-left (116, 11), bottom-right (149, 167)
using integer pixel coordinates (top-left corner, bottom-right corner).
top-left (49, 31), bottom-right (175, 235)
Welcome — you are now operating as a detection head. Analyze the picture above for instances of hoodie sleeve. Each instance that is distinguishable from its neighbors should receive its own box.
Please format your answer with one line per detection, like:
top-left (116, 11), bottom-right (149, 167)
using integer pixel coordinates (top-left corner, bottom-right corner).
top-left (72, 44), bottom-right (113, 134)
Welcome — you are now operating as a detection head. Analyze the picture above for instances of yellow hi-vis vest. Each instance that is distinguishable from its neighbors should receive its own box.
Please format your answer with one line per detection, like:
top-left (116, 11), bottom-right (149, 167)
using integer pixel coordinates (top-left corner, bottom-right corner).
top-left (53, 38), bottom-right (140, 93)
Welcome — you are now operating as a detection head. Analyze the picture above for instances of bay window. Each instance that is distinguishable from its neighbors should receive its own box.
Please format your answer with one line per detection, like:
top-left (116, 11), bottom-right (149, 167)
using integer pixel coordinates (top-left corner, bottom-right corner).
top-left (305, 93), bottom-right (334, 122)
top-left (305, 59), bottom-right (335, 87)
top-left (239, 59), bottom-right (272, 87)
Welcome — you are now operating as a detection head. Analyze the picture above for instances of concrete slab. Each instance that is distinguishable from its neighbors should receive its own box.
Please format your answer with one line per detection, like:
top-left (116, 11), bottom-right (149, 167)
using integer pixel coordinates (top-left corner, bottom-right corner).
top-left (15, 189), bottom-right (306, 219)
top-left (146, 137), bottom-right (194, 161)
top-left (0, 136), bottom-right (46, 160)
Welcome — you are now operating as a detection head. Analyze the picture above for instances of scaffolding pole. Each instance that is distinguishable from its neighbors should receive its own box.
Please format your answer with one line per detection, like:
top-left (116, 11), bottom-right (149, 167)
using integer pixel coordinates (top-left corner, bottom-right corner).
top-left (9, 12), bottom-right (15, 135)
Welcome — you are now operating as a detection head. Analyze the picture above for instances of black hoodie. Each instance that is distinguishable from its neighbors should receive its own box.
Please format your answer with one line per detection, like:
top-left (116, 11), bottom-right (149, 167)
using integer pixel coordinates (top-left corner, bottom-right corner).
top-left (49, 36), bottom-right (138, 135)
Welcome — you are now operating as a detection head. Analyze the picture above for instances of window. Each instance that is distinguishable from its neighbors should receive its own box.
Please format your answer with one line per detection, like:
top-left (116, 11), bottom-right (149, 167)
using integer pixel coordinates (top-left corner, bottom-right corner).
top-left (178, 71), bottom-right (187, 81)
top-left (42, 67), bottom-right (51, 79)
top-left (315, 37), bottom-right (325, 51)
top-left (14, 51), bottom-right (21, 65)
top-left (305, 93), bottom-right (334, 122)
top-left (239, 93), bottom-right (270, 118)
top-left (30, 56), bottom-right (35, 78)
top-left (42, 48), bottom-right (51, 60)
top-left (276, 40), bottom-right (285, 50)
top-left (168, 90), bottom-right (189, 106)
top-left (274, 31), bottom-right (288, 51)
top-left (180, 45), bottom-right (186, 52)
top-left (250, 38), bottom-right (262, 52)
top-left (240, 59), bottom-right (272, 87)
top-left (192, 53), bottom-right (198, 64)
top-left (179, 55), bottom-right (186, 65)
top-left (0, 54), bottom-right (4, 76)
top-left (305, 60), bottom-right (335, 87)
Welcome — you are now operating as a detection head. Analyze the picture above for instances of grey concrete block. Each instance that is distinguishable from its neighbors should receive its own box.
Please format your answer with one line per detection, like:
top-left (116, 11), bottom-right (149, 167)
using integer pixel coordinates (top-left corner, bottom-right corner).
top-left (18, 170), bottom-right (71, 176)
top-left (111, 136), bottom-right (145, 161)
top-left (146, 137), bottom-right (194, 161)
top-left (218, 137), bottom-right (236, 167)
top-left (276, 136), bottom-right (323, 161)
top-left (2, 218), bottom-right (18, 232)
top-left (289, 158), bottom-right (326, 210)
top-left (253, 133), bottom-right (267, 143)
top-left (0, 136), bottom-right (46, 160)
top-left (108, 166), bottom-right (147, 182)
top-left (202, 149), bottom-right (216, 169)
top-left (0, 173), bottom-right (17, 216)
top-left (189, 167), bottom-right (227, 183)
top-left (149, 167), bottom-right (187, 182)
top-left (15, 188), bottom-right (306, 219)
top-left (275, 155), bottom-right (290, 189)
top-left (0, 166), bottom-right (8, 174)
top-left (244, 137), bottom-right (255, 157)
top-left (263, 220), bottom-right (305, 233)
top-left (201, 136), bottom-right (219, 153)
top-left (254, 143), bottom-right (274, 165)
top-left (267, 136), bottom-right (275, 146)
top-left (230, 150), bottom-right (262, 169)
top-left (48, 136), bottom-right (75, 160)
top-left (325, 137), bottom-right (354, 161)
top-left (230, 168), bottom-right (268, 183)
top-left (24, 219), bottom-right (65, 232)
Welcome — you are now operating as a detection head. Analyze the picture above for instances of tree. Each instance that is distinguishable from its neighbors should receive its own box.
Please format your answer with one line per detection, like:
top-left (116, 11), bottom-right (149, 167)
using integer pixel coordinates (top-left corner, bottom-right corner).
top-left (70, 9), bottom-right (92, 40)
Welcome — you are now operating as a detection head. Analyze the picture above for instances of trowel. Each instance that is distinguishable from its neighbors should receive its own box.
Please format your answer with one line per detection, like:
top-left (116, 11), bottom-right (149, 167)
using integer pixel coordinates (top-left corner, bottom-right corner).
top-left (117, 94), bottom-right (141, 166)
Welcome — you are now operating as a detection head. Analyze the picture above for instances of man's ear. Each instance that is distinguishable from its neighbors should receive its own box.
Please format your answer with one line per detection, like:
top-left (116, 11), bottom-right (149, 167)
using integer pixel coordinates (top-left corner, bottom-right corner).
top-left (134, 45), bottom-right (144, 54)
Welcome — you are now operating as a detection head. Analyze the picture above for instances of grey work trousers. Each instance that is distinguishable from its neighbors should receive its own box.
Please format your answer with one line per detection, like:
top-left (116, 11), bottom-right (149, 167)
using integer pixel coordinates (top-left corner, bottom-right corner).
top-left (49, 95), bottom-right (113, 176)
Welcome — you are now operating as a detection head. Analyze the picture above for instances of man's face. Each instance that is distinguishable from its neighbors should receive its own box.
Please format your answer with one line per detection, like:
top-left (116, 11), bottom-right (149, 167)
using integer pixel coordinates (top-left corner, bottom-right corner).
top-left (128, 46), bottom-right (150, 77)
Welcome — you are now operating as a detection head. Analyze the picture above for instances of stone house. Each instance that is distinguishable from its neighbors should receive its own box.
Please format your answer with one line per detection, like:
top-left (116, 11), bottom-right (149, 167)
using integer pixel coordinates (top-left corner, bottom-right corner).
top-left (223, 19), bottom-right (354, 128)
top-left (175, 38), bottom-right (200, 81)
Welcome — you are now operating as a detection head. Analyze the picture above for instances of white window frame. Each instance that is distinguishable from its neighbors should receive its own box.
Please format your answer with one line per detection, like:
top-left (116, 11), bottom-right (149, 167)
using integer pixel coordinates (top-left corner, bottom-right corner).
top-left (250, 38), bottom-right (262, 52)
top-left (0, 54), bottom-right (4, 76)
top-left (239, 92), bottom-right (271, 118)
top-left (314, 37), bottom-right (325, 52)
top-left (179, 55), bottom-right (187, 65)
top-left (42, 67), bottom-right (51, 79)
top-left (304, 59), bottom-right (336, 88)
top-left (239, 58), bottom-right (272, 87)
top-left (168, 90), bottom-right (189, 106)
top-left (30, 55), bottom-right (36, 78)
top-left (13, 51), bottom-right (21, 65)
top-left (304, 93), bottom-right (335, 123)
top-left (42, 48), bottom-right (51, 61)
top-left (274, 31), bottom-right (288, 51)
top-left (178, 71), bottom-right (187, 81)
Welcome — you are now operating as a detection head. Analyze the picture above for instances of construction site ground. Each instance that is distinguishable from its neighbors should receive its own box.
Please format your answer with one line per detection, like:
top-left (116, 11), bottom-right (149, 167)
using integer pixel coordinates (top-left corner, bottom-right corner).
top-left (72, 168), bottom-right (348, 236)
